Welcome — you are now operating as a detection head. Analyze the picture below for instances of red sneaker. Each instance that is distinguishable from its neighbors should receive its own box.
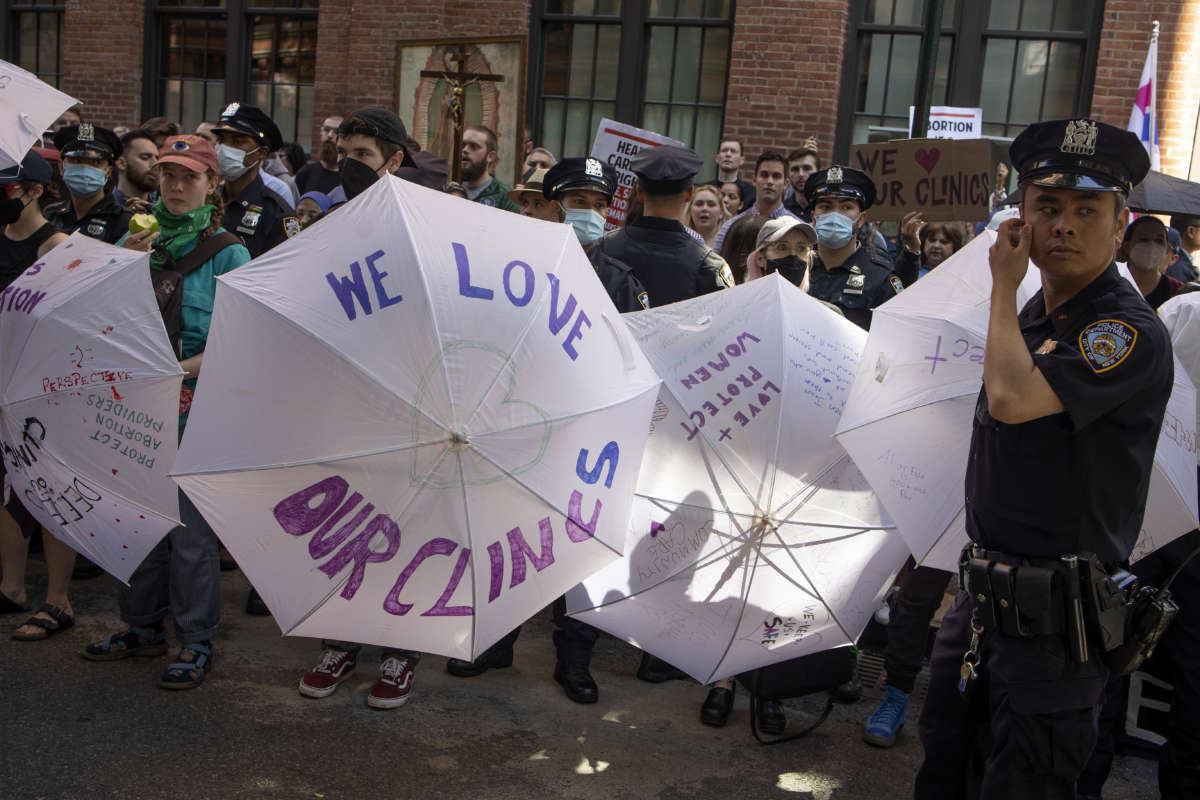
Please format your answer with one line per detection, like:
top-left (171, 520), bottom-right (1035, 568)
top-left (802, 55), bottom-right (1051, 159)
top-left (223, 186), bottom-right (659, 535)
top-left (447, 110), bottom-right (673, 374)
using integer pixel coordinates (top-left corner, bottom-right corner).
top-left (298, 648), bottom-right (357, 698)
top-left (367, 655), bottom-right (415, 709)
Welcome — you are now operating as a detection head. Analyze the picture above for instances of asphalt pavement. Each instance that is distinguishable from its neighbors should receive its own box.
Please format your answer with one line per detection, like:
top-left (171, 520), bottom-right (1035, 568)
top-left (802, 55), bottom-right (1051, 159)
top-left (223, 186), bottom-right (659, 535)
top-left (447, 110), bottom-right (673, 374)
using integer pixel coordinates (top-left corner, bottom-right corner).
top-left (0, 560), bottom-right (1156, 800)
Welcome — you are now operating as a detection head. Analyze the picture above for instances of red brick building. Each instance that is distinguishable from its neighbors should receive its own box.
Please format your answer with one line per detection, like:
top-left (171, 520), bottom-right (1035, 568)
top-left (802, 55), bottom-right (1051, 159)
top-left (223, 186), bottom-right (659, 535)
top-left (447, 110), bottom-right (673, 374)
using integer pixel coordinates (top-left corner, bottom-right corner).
top-left (9, 1), bottom-right (1199, 185)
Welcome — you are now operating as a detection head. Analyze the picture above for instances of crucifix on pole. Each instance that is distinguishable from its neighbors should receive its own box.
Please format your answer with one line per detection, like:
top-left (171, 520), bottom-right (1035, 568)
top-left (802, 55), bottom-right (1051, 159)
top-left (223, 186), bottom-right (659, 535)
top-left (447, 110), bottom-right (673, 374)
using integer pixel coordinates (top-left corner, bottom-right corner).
top-left (420, 44), bottom-right (504, 182)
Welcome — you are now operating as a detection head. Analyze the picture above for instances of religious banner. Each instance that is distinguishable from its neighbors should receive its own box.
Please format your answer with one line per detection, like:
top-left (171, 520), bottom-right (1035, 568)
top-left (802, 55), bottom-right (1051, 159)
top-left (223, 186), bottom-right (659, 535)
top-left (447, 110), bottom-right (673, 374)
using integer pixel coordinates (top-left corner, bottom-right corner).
top-left (590, 119), bottom-right (685, 231)
top-left (395, 37), bottom-right (527, 186)
top-left (850, 138), bottom-right (992, 223)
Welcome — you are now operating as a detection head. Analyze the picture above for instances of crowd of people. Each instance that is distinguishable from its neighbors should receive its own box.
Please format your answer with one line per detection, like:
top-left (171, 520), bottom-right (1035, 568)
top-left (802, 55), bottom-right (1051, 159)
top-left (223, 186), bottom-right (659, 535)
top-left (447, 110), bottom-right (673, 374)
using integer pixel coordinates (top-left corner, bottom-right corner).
top-left (2, 98), bottom-right (1199, 799)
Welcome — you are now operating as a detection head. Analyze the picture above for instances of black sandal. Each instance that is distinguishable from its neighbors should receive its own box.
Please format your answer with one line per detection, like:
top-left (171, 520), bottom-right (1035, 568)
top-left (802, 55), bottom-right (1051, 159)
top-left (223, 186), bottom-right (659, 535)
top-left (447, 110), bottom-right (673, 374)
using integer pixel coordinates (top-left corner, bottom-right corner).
top-left (12, 603), bottom-right (75, 641)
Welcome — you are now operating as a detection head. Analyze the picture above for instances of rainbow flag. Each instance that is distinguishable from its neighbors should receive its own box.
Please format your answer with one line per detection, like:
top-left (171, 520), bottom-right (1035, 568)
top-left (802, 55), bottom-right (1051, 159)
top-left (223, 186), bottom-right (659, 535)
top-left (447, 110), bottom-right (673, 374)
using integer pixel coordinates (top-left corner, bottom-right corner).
top-left (1128, 24), bottom-right (1162, 172)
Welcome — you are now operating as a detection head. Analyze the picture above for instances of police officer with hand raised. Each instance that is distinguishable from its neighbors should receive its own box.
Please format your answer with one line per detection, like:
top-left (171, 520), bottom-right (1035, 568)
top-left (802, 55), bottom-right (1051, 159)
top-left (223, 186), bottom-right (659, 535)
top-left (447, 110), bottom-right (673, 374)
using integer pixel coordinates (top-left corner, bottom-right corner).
top-left (914, 119), bottom-right (1171, 799)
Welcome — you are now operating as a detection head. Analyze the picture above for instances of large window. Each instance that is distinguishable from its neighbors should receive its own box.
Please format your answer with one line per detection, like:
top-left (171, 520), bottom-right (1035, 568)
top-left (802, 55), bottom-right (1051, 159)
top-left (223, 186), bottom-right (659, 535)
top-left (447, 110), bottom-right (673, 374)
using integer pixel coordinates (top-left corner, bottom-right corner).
top-left (8, 0), bottom-right (64, 89)
top-left (148, 0), bottom-right (318, 150)
top-left (532, 0), bottom-right (732, 181)
top-left (839, 0), bottom-right (1103, 154)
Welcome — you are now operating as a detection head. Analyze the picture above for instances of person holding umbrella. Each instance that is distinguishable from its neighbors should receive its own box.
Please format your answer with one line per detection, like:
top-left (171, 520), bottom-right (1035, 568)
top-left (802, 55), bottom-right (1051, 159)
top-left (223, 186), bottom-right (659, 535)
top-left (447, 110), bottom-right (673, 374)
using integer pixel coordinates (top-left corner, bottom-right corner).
top-left (81, 134), bottom-right (250, 690)
top-left (913, 119), bottom-right (1170, 798)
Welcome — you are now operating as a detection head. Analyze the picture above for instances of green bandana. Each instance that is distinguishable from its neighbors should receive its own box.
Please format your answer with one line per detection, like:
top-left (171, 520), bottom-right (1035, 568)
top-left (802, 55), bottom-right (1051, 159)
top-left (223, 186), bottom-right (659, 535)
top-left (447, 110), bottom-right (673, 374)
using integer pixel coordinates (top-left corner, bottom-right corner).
top-left (148, 198), bottom-right (214, 270)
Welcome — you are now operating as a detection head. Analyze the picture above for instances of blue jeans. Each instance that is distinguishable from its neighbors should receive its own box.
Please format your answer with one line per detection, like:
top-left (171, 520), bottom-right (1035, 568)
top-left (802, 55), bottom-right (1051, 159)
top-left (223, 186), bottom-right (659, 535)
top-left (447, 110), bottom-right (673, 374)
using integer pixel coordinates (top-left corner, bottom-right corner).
top-left (118, 486), bottom-right (220, 644)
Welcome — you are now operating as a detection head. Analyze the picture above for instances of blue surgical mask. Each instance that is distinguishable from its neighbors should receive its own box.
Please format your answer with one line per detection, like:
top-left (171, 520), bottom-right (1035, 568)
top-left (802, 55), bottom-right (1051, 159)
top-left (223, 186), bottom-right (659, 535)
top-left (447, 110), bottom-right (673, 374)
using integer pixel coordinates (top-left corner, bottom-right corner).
top-left (62, 164), bottom-right (108, 197)
top-left (216, 143), bottom-right (254, 181)
top-left (564, 208), bottom-right (606, 245)
top-left (814, 212), bottom-right (856, 249)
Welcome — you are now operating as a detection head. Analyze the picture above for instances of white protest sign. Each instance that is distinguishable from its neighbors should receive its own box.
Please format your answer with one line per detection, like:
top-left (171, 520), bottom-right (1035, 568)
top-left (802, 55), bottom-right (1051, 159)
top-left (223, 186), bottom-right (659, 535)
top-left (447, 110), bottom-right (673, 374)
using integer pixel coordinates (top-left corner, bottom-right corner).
top-left (590, 118), bottom-right (685, 231)
top-left (908, 106), bottom-right (983, 140)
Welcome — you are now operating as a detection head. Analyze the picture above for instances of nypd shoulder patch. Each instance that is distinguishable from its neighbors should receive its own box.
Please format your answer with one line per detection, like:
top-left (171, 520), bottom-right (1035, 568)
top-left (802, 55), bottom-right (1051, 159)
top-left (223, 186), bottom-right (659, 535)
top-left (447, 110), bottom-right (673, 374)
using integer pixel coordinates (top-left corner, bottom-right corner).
top-left (282, 216), bottom-right (301, 238)
top-left (1078, 319), bottom-right (1137, 373)
top-left (637, 291), bottom-right (649, 310)
top-left (889, 275), bottom-right (904, 294)
top-left (718, 263), bottom-right (735, 288)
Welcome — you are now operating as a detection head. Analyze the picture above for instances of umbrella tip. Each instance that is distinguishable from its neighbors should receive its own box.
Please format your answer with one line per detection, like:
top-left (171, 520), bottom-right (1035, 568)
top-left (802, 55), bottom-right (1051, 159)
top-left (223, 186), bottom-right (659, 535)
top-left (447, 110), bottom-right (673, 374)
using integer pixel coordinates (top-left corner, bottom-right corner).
top-left (449, 430), bottom-right (470, 451)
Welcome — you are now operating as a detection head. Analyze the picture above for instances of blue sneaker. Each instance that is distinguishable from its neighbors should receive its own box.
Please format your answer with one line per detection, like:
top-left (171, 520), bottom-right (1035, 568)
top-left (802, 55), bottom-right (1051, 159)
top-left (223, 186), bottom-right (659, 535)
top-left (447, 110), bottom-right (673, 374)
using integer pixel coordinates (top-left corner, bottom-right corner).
top-left (863, 685), bottom-right (910, 747)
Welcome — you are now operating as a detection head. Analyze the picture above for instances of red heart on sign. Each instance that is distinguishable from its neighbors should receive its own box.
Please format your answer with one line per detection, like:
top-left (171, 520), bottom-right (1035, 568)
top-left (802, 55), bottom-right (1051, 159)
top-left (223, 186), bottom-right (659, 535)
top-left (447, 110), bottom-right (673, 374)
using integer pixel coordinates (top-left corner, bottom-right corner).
top-left (915, 147), bottom-right (941, 174)
top-left (111, 469), bottom-right (118, 475)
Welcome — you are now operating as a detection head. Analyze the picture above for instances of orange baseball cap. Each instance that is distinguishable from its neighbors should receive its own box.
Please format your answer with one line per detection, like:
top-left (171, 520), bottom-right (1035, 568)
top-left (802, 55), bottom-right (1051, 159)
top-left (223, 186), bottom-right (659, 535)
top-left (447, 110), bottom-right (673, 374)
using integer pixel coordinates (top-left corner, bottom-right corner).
top-left (157, 134), bottom-right (219, 173)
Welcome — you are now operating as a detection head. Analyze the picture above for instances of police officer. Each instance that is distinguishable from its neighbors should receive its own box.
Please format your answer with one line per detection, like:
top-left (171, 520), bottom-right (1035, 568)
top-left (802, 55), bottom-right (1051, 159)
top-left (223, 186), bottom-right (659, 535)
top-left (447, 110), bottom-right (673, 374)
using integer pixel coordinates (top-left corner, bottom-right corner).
top-left (46, 123), bottom-right (131, 245)
top-left (804, 165), bottom-right (901, 330)
top-left (212, 102), bottom-right (299, 258)
top-left (542, 156), bottom-right (619, 253)
top-left (913, 119), bottom-right (1170, 799)
top-left (588, 144), bottom-right (733, 311)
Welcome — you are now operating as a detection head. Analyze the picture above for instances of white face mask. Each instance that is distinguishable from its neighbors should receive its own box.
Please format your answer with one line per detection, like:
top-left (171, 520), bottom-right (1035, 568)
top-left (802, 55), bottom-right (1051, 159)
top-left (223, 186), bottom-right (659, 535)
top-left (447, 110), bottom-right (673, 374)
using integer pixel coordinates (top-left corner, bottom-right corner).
top-left (216, 143), bottom-right (254, 181)
top-left (1129, 241), bottom-right (1166, 272)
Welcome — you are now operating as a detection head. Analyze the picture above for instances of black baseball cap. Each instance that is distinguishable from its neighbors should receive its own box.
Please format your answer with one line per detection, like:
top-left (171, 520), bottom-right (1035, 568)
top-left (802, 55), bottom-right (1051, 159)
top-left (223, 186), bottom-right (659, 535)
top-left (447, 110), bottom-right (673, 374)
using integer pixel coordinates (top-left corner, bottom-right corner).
top-left (631, 144), bottom-right (703, 195)
top-left (0, 149), bottom-right (54, 185)
top-left (1010, 118), bottom-right (1150, 195)
top-left (52, 123), bottom-right (122, 162)
top-left (213, 102), bottom-right (283, 152)
top-left (803, 165), bottom-right (877, 211)
top-left (338, 108), bottom-right (417, 168)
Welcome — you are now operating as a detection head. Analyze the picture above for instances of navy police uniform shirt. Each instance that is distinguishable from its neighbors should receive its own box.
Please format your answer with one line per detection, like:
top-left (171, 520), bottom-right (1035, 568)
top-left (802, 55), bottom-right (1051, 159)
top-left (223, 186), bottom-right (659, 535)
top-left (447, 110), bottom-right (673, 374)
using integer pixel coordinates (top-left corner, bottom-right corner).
top-left (965, 263), bottom-right (1172, 564)
top-left (45, 191), bottom-right (132, 246)
top-left (222, 173), bottom-right (298, 259)
top-left (807, 245), bottom-right (901, 331)
top-left (589, 216), bottom-right (732, 309)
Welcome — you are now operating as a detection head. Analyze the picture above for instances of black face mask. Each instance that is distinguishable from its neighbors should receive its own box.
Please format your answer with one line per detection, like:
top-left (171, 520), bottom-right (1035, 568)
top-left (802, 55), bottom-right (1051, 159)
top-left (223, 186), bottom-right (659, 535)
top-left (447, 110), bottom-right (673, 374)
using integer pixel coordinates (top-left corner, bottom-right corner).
top-left (765, 255), bottom-right (808, 286)
top-left (0, 192), bottom-right (31, 226)
top-left (339, 157), bottom-right (382, 201)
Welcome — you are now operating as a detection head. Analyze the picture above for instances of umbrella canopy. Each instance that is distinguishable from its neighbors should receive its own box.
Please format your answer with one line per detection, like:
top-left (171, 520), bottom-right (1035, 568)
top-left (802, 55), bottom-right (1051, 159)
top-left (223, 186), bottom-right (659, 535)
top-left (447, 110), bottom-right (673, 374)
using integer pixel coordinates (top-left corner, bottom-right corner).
top-left (171, 175), bottom-right (661, 660)
top-left (1128, 170), bottom-right (1200, 217)
top-left (566, 274), bottom-right (908, 684)
top-left (0, 60), bottom-right (78, 170)
top-left (0, 233), bottom-right (183, 581)
top-left (836, 231), bottom-right (1198, 571)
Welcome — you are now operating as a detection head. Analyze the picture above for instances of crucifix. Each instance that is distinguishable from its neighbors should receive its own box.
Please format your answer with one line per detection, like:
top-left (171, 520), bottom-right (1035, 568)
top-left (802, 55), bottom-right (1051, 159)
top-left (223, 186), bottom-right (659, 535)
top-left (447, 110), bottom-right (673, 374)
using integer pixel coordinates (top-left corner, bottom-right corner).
top-left (420, 44), bottom-right (504, 182)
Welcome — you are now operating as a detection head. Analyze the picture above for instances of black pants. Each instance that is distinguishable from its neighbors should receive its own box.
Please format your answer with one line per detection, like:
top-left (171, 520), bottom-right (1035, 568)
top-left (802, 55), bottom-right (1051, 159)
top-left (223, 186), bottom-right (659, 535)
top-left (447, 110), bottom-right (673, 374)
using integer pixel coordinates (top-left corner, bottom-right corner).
top-left (915, 591), bottom-right (1108, 799)
top-left (1078, 530), bottom-right (1200, 799)
top-left (884, 565), bottom-right (953, 694)
top-left (552, 594), bottom-right (598, 663)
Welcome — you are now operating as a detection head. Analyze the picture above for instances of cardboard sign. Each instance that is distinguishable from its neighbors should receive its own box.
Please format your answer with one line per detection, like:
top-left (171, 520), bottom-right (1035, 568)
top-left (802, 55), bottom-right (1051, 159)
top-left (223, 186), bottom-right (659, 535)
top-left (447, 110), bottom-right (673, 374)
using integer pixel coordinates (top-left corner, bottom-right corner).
top-left (850, 138), bottom-right (992, 222)
top-left (907, 106), bottom-right (983, 140)
top-left (590, 119), bottom-right (685, 231)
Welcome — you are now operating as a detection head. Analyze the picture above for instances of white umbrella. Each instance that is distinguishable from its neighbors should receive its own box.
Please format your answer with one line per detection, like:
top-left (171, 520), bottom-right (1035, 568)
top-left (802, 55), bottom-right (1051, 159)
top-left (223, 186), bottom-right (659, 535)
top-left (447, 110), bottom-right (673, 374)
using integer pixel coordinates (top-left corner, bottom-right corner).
top-left (171, 176), bottom-right (661, 660)
top-left (836, 231), bottom-right (1198, 570)
top-left (0, 60), bottom-right (77, 169)
top-left (0, 233), bottom-right (183, 581)
top-left (566, 273), bottom-right (909, 683)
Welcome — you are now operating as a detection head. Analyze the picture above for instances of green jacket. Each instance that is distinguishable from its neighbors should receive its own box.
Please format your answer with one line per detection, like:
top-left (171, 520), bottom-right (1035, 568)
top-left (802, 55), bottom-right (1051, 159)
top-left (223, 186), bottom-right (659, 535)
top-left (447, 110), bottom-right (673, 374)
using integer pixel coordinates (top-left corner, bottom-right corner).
top-left (472, 177), bottom-right (520, 213)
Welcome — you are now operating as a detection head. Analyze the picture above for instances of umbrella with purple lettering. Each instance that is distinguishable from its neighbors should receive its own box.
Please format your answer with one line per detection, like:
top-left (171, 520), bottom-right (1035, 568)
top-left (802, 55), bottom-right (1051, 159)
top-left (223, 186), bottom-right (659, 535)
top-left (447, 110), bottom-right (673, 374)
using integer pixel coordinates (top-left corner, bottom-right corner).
top-left (565, 273), bottom-right (909, 684)
top-left (0, 232), bottom-right (184, 581)
top-left (171, 175), bottom-right (661, 660)
top-left (835, 230), bottom-right (1198, 571)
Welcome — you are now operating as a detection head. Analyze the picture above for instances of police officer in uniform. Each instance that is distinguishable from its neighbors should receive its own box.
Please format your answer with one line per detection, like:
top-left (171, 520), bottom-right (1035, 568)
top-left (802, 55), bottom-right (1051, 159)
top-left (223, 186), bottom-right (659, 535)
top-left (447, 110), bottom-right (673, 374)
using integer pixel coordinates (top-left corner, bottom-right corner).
top-left (804, 165), bottom-right (901, 330)
top-left (542, 156), bottom-right (619, 254)
top-left (913, 119), bottom-right (1170, 799)
top-left (589, 144), bottom-right (733, 311)
top-left (46, 124), bottom-right (131, 245)
top-left (212, 103), bottom-right (299, 258)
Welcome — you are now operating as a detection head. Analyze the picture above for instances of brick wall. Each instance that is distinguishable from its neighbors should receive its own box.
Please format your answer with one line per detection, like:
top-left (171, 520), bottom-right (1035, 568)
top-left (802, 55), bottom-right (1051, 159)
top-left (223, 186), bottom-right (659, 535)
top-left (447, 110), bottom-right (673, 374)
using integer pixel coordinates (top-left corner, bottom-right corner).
top-left (721, 0), bottom-right (851, 175)
top-left (1092, 0), bottom-right (1200, 178)
top-left (313, 0), bottom-right (532, 146)
top-left (59, 0), bottom-right (144, 129)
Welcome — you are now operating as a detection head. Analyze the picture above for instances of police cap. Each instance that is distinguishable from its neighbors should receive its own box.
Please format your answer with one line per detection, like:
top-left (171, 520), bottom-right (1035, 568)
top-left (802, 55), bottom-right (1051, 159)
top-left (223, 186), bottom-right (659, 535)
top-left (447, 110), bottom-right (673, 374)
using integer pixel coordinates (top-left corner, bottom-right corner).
top-left (52, 123), bottom-right (122, 162)
top-left (1010, 118), bottom-right (1150, 195)
top-left (803, 165), bottom-right (877, 210)
top-left (631, 144), bottom-right (703, 195)
top-left (542, 157), bottom-right (618, 201)
top-left (213, 102), bottom-right (283, 151)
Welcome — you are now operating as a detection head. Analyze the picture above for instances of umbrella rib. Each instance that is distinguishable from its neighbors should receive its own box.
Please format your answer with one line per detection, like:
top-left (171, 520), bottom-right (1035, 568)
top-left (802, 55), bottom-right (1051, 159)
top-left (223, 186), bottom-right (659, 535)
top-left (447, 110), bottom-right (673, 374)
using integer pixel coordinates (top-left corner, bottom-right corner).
top-left (461, 234), bottom-right (572, 433)
top-left (281, 441), bottom-right (459, 636)
top-left (706, 524), bottom-right (762, 684)
top-left (456, 449), bottom-right (480, 659)
top-left (761, 280), bottom-right (789, 514)
top-left (835, 389), bottom-right (980, 437)
top-left (169, 437), bottom-right (453, 477)
top-left (636, 493), bottom-right (760, 519)
top-left (6, 371), bottom-right (182, 408)
top-left (470, 384), bottom-right (660, 440)
top-left (761, 523), bottom-right (856, 644)
top-left (227, 284), bottom-right (450, 435)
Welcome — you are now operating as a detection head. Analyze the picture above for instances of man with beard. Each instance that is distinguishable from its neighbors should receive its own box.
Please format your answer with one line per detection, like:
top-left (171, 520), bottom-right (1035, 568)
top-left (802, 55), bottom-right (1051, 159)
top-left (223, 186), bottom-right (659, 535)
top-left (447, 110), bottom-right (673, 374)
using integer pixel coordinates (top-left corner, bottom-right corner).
top-left (114, 130), bottom-right (159, 206)
top-left (295, 115), bottom-right (343, 196)
top-left (783, 138), bottom-right (820, 217)
top-left (460, 125), bottom-right (519, 213)
top-left (713, 150), bottom-right (798, 251)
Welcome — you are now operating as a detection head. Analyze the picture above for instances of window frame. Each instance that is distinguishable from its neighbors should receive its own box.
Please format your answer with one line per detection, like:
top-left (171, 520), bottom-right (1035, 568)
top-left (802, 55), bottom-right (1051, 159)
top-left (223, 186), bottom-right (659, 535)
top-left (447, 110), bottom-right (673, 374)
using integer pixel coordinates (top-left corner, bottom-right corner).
top-left (528, 0), bottom-right (734, 159)
top-left (3, 0), bottom-right (66, 89)
top-left (835, 0), bottom-right (1105, 161)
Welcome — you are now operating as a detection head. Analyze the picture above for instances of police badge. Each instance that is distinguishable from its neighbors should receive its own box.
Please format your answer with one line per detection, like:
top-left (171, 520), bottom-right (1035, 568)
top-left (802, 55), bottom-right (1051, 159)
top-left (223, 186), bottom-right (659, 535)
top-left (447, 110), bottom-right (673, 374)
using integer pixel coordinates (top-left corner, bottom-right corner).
top-left (585, 158), bottom-right (603, 178)
top-left (86, 221), bottom-right (105, 237)
top-left (222, 102), bottom-right (241, 118)
top-left (844, 273), bottom-right (865, 295)
top-left (78, 123), bottom-right (95, 142)
top-left (1060, 120), bottom-right (1098, 156)
top-left (827, 166), bottom-right (843, 184)
top-left (1079, 319), bottom-right (1136, 373)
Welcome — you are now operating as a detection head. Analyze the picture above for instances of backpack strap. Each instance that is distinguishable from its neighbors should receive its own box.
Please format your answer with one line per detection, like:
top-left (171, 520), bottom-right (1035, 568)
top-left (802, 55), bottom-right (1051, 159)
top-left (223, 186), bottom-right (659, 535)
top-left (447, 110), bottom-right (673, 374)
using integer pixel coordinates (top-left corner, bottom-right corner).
top-left (168, 231), bottom-right (242, 277)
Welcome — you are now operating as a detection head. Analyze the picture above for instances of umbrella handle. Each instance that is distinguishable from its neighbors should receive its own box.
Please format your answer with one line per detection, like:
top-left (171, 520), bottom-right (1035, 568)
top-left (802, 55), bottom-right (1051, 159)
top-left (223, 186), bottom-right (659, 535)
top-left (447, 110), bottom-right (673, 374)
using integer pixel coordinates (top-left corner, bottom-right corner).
top-left (17, 113), bottom-right (37, 133)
